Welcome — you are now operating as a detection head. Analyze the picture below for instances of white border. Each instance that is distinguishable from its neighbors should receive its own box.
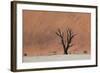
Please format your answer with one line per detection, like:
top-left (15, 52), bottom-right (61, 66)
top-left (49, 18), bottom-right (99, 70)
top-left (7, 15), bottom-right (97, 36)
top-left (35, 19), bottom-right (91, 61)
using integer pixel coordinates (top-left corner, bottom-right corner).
top-left (16, 3), bottom-right (96, 69)
top-left (15, 0), bottom-right (98, 6)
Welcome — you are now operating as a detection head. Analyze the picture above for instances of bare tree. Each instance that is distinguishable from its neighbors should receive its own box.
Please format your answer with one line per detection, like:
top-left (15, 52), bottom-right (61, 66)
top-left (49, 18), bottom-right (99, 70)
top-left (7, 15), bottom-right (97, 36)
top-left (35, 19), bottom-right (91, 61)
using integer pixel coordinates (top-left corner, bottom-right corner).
top-left (56, 28), bottom-right (76, 54)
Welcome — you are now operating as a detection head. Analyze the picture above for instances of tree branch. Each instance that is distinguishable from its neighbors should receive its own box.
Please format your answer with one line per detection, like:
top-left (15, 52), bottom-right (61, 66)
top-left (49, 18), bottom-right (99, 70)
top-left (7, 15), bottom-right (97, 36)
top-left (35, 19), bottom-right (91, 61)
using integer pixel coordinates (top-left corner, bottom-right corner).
top-left (56, 29), bottom-right (66, 49)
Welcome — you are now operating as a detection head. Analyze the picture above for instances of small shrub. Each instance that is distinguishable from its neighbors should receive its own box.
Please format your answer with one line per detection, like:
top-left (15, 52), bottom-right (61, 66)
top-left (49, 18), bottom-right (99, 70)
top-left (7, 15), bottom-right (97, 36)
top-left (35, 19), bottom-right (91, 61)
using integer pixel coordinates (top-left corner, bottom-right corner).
top-left (24, 53), bottom-right (27, 56)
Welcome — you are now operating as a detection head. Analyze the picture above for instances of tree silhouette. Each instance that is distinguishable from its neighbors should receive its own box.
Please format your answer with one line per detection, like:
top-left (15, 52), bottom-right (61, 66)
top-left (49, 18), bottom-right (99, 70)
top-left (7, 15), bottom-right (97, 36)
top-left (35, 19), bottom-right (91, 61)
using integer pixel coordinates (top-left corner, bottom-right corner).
top-left (56, 28), bottom-right (76, 54)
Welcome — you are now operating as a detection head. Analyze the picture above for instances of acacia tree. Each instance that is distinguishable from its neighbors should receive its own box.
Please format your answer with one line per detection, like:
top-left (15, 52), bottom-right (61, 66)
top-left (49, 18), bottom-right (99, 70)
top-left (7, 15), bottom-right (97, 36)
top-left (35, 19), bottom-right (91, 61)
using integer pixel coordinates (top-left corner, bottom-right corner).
top-left (56, 28), bottom-right (76, 54)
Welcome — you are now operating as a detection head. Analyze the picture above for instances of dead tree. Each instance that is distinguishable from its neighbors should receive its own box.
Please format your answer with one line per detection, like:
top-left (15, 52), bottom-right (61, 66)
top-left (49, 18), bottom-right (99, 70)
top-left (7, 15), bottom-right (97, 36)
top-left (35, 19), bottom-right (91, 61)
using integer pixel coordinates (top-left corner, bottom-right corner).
top-left (56, 28), bottom-right (76, 54)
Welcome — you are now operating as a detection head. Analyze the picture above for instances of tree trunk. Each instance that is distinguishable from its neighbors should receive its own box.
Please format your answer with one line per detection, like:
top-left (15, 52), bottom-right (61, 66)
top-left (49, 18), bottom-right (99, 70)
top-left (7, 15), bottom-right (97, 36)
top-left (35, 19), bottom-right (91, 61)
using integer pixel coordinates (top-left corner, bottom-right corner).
top-left (64, 49), bottom-right (68, 54)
